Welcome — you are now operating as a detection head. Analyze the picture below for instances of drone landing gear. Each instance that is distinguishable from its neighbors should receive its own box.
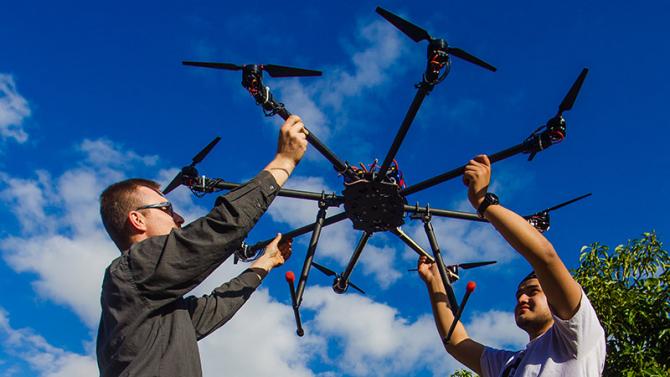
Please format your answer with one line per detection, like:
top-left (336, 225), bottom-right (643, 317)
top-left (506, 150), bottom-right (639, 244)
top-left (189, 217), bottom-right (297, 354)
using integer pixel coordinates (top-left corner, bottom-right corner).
top-left (332, 231), bottom-right (372, 294)
top-left (419, 209), bottom-right (460, 313)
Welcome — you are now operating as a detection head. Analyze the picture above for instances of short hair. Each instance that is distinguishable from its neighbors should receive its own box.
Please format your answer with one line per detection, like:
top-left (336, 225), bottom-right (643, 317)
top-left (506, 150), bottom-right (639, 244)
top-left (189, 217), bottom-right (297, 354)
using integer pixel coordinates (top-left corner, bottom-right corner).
top-left (100, 178), bottom-right (161, 250)
top-left (519, 271), bottom-right (538, 286)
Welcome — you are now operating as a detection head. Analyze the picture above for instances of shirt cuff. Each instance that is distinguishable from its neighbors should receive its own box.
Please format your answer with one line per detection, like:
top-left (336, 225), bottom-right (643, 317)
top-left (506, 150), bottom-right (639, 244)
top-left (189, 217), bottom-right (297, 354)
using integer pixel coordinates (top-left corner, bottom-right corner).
top-left (238, 268), bottom-right (268, 289)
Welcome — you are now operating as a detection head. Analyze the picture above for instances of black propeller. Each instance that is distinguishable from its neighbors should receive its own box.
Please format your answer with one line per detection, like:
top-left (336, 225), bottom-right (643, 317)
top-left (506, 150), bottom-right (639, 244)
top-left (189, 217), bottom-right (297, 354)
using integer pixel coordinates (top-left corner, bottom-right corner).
top-left (456, 261), bottom-right (497, 270)
top-left (182, 61), bottom-right (322, 78)
top-left (526, 68), bottom-right (589, 161)
top-left (525, 193), bottom-right (592, 233)
top-left (375, 7), bottom-right (431, 43)
top-left (557, 68), bottom-right (589, 117)
top-left (163, 136), bottom-right (221, 195)
top-left (543, 192), bottom-right (592, 213)
top-left (312, 262), bottom-right (366, 294)
top-left (375, 7), bottom-right (496, 72)
top-left (409, 261), bottom-right (496, 276)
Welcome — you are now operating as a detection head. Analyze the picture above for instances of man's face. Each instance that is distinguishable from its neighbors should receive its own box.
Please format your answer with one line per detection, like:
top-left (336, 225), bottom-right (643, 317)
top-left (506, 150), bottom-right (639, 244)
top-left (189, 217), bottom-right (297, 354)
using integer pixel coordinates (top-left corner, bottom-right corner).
top-left (514, 278), bottom-right (553, 333)
top-left (134, 186), bottom-right (184, 237)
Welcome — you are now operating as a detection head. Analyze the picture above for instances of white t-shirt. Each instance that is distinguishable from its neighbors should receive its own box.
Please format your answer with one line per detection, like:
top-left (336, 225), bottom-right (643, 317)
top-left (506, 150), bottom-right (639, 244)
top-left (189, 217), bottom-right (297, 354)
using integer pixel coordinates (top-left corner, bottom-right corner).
top-left (480, 291), bottom-right (606, 376)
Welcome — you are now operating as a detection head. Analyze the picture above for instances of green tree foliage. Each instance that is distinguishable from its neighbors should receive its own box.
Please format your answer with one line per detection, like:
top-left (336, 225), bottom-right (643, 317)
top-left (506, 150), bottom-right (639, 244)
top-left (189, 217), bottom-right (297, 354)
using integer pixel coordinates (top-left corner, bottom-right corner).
top-left (449, 369), bottom-right (475, 377)
top-left (573, 232), bottom-right (670, 376)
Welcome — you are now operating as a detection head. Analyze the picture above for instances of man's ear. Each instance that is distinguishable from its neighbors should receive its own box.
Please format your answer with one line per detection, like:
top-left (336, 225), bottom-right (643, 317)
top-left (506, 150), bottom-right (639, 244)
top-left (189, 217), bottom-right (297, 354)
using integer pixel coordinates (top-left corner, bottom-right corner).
top-left (128, 210), bottom-right (148, 232)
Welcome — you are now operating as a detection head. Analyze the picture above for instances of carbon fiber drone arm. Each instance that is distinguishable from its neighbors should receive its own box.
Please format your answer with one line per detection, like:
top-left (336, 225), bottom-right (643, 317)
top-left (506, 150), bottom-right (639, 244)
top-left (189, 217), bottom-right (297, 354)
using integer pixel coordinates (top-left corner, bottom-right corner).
top-left (189, 176), bottom-right (344, 203)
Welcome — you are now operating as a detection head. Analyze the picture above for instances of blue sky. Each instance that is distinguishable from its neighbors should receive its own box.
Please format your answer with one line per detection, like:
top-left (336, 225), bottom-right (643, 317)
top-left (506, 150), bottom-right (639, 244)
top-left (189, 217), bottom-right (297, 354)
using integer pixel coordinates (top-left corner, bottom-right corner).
top-left (0, 1), bottom-right (668, 376)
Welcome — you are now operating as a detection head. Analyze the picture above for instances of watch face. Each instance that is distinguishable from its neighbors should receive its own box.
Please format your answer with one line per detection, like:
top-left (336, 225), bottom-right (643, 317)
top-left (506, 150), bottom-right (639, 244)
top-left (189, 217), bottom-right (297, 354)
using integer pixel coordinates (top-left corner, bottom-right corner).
top-left (487, 193), bottom-right (499, 204)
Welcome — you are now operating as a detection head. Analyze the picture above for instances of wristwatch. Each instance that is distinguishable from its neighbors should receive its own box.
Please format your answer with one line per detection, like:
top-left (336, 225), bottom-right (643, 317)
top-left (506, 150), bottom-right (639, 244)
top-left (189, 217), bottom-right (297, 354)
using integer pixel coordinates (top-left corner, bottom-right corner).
top-left (477, 193), bottom-right (499, 218)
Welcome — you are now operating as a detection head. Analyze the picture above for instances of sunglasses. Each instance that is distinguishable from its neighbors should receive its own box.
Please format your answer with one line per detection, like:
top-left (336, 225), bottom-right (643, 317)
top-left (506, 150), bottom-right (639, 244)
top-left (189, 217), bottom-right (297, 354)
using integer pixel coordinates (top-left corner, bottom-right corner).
top-left (135, 201), bottom-right (175, 217)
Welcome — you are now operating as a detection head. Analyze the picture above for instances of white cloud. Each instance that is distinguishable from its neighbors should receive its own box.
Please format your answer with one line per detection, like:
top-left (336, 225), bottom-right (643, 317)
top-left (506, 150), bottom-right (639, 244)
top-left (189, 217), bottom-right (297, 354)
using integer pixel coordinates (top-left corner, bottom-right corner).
top-left (78, 138), bottom-right (159, 169)
top-left (0, 138), bottom-right (164, 328)
top-left (267, 176), bottom-right (331, 227)
top-left (302, 286), bottom-right (456, 377)
top-left (272, 18), bottom-right (411, 157)
top-left (299, 287), bottom-right (526, 376)
top-left (465, 310), bottom-right (527, 350)
top-left (318, 20), bottom-right (409, 111)
top-left (2, 233), bottom-right (117, 328)
top-left (0, 309), bottom-right (98, 377)
top-left (274, 79), bottom-right (330, 141)
top-left (0, 170), bottom-right (54, 234)
top-left (198, 288), bottom-right (318, 377)
top-left (0, 74), bottom-right (30, 144)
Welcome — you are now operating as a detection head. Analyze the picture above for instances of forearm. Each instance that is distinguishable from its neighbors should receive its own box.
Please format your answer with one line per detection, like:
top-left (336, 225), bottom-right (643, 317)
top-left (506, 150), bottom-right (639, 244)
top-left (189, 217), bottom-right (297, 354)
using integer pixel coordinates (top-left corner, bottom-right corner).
top-left (483, 204), bottom-right (581, 318)
top-left (263, 155), bottom-right (297, 187)
top-left (426, 282), bottom-right (483, 374)
top-left (483, 205), bottom-right (556, 266)
top-left (189, 268), bottom-right (264, 340)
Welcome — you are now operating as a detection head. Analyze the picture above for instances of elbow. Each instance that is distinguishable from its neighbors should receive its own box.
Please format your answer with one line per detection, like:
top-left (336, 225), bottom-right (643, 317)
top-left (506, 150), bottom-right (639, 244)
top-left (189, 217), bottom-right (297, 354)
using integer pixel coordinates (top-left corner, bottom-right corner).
top-left (533, 238), bottom-right (559, 266)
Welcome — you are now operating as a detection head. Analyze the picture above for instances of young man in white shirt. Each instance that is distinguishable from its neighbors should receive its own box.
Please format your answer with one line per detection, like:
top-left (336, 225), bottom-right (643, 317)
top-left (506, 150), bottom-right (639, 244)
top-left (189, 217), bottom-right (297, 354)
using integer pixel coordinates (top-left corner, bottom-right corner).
top-left (418, 155), bottom-right (606, 376)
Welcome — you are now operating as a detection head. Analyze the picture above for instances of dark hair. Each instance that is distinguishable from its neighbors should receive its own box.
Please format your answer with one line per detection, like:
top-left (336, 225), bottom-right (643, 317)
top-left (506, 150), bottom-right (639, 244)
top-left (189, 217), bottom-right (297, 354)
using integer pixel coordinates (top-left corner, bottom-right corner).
top-left (100, 178), bottom-right (161, 250)
top-left (519, 271), bottom-right (538, 286)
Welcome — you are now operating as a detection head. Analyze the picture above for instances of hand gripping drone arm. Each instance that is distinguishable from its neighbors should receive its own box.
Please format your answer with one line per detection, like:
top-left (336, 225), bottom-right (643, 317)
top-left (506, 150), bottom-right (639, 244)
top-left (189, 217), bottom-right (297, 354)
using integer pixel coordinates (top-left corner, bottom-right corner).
top-left (240, 66), bottom-right (352, 177)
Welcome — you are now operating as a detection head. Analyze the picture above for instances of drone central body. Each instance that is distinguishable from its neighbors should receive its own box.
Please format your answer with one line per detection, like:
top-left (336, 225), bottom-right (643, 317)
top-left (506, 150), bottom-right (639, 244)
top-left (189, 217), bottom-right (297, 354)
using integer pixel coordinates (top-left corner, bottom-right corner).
top-left (175, 7), bottom-right (591, 337)
top-left (343, 176), bottom-right (405, 232)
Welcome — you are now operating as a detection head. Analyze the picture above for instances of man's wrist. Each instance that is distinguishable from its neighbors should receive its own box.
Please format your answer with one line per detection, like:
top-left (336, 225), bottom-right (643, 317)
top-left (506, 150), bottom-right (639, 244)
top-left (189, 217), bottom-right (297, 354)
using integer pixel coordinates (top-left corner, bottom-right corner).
top-left (470, 197), bottom-right (485, 210)
top-left (477, 192), bottom-right (500, 218)
top-left (249, 267), bottom-right (269, 282)
top-left (426, 278), bottom-right (446, 293)
top-left (270, 154), bottom-right (297, 172)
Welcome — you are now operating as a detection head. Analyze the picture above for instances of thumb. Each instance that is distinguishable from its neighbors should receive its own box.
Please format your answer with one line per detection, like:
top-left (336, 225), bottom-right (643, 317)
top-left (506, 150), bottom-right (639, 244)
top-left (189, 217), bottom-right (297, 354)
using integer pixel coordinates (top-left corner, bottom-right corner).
top-left (475, 154), bottom-right (491, 167)
top-left (268, 233), bottom-right (282, 248)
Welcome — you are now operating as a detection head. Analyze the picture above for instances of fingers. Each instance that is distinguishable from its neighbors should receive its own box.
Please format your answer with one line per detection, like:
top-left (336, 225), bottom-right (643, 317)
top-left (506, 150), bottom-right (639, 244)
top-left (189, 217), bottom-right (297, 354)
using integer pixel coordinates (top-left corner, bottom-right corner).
top-left (278, 237), bottom-right (293, 261)
top-left (462, 155), bottom-right (490, 187)
top-left (475, 154), bottom-right (491, 166)
top-left (283, 115), bottom-right (307, 137)
top-left (282, 115), bottom-right (302, 129)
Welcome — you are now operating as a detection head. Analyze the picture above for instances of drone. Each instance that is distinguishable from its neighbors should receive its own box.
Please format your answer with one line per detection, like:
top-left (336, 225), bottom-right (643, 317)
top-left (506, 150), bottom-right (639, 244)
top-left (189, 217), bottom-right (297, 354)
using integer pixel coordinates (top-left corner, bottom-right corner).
top-left (170, 7), bottom-right (591, 337)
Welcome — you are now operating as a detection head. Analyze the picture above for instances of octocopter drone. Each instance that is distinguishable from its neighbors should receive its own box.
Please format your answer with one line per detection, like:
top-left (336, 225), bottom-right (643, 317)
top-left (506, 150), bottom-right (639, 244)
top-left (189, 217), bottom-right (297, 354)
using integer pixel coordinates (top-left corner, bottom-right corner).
top-left (168, 7), bottom-right (591, 338)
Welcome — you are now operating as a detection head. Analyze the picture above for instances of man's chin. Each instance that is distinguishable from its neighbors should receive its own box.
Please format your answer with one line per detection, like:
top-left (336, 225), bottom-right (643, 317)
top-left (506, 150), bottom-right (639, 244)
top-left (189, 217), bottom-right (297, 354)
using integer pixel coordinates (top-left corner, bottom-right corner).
top-left (515, 312), bottom-right (534, 328)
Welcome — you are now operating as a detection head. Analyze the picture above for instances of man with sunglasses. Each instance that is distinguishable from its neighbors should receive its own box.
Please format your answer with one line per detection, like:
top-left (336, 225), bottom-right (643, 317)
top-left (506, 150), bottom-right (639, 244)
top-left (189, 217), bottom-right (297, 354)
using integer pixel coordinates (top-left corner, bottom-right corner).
top-left (417, 155), bottom-right (605, 376)
top-left (96, 116), bottom-right (307, 377)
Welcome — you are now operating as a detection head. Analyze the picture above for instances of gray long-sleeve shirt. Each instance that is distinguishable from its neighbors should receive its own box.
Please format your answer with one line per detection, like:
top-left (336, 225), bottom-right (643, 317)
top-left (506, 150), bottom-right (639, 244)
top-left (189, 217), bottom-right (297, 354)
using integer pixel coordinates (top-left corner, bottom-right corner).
top-left (96, 171), bottom-right (279, 377)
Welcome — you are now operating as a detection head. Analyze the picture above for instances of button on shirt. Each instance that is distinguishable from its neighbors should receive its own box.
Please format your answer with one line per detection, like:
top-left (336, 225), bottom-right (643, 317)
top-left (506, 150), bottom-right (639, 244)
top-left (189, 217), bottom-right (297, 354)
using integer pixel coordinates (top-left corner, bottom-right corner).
top-left (96, 171), bottom-right (279, 377)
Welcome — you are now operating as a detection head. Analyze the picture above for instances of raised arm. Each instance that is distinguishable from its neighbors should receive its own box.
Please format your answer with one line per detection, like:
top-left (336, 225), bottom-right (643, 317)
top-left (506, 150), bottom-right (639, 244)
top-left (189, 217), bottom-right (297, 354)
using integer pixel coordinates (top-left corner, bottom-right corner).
top-left (463, 155), bottom-right (582, 320)
top-left (419, 256), bottom-right (485, 375)
top-left (129, 116), bottom-right (307, 305)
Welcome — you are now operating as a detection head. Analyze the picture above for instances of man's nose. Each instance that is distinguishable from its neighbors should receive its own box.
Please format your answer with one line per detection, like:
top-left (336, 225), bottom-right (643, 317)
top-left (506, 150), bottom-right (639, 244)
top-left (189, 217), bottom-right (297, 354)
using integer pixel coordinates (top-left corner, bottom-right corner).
top-left (173, 212), bottom-right (185, 226)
